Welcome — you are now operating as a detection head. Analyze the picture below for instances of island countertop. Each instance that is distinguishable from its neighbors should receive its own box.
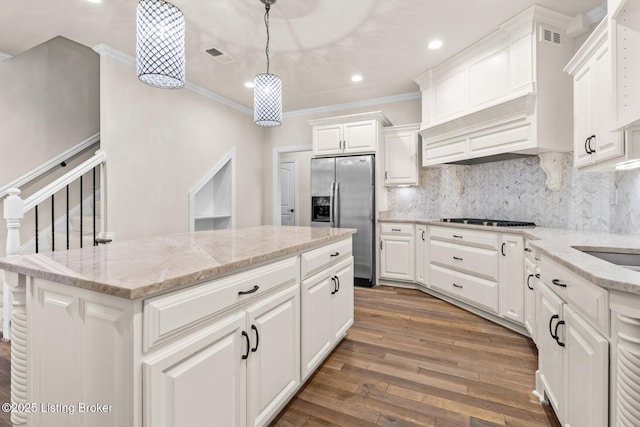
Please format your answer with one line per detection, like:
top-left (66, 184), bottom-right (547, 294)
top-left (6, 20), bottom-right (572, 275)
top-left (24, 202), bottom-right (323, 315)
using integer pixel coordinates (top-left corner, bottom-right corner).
top-left (0, 225), bottom-right (356, 299)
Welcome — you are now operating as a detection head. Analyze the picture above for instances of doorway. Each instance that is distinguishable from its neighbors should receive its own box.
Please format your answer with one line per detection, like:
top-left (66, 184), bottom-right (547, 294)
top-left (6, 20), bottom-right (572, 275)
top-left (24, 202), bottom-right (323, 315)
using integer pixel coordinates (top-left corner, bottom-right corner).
top-left (279, 160), bottom-right (297, 226)
top-left (272, 145), bottom-right (313, 226)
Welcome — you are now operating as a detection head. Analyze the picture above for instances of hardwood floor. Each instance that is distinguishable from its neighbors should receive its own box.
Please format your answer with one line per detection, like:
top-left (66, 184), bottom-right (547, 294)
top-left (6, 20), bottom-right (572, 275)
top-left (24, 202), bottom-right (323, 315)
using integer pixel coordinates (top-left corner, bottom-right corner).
top-left (271, 286), bottom-right (561, 427)
top-left (0, 286), bottom-right (560, 427)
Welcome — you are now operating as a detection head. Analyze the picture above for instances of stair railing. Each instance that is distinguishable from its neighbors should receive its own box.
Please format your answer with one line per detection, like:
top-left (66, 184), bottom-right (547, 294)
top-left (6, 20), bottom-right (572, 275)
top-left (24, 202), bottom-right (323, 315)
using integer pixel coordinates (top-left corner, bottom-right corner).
top-left (2, 149), bottom-right (108, 426)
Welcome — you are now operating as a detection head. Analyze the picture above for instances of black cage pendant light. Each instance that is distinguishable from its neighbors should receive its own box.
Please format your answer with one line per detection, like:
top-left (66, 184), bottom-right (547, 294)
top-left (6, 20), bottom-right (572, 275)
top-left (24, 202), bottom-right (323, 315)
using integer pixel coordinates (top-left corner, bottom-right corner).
top-left (136, 0), bottom-right (185, 89)
top-left (254, 0), bottom-right (282, 127)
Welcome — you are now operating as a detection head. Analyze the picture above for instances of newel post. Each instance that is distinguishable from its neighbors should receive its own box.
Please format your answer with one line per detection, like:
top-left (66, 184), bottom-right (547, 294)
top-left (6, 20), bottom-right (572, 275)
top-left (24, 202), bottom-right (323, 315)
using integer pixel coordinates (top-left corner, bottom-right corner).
top-left (3, 188), bottom-right (24, 341)
top-left (3, 189), bottom-right (28, 425)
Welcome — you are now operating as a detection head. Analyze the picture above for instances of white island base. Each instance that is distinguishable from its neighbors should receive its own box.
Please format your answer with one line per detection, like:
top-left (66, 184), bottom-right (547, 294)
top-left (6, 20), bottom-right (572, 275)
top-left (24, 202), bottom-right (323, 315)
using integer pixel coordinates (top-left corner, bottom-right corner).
top-left (0, 226), bottom-right (355, 427)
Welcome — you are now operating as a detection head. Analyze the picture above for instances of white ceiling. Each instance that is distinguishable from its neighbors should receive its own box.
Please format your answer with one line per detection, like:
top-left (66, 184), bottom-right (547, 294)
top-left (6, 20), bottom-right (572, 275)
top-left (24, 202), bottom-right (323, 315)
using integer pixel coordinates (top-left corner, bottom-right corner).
top-left (0, 0), bottom-right (604, 112)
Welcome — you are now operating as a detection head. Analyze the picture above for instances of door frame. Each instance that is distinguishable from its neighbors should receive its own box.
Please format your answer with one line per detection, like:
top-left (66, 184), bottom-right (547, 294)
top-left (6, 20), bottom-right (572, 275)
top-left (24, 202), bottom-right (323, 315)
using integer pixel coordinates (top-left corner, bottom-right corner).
top-left (279, 159), bottom-right (298, 226)
top-left (272, 145), bottom-right (312, 226)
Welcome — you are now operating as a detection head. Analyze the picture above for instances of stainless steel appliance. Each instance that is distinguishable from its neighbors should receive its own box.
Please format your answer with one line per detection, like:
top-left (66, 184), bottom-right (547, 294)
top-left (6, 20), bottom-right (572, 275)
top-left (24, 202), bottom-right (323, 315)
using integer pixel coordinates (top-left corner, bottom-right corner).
top-left (311, 155), bottom-right (375, 287)
top-left (440, 218), bottom-right (536, 227)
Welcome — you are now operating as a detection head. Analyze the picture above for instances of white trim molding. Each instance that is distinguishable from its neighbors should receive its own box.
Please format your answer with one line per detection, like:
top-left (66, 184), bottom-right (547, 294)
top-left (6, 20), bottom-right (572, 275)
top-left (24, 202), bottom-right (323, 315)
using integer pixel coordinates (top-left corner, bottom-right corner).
top-left (92, 44), bottom-right (252, 116)
top-left (0, 132), bottom-right (100, 200)
top-left (284, 92), bottom-right (421, 118)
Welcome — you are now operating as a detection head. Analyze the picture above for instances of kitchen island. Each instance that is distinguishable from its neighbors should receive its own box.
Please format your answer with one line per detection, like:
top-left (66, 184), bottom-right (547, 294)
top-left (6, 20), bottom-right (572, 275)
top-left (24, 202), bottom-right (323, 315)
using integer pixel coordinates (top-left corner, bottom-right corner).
top-left (0, 225), bottom-right (356, 427)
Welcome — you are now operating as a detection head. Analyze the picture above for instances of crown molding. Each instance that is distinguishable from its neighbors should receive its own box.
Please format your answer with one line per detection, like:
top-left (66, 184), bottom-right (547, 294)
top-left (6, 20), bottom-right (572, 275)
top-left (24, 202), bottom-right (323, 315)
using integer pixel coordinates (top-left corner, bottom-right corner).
top-left (91, 44), bottom-right (252, 116)
top-left (284, 91), bottom-right (420, 118)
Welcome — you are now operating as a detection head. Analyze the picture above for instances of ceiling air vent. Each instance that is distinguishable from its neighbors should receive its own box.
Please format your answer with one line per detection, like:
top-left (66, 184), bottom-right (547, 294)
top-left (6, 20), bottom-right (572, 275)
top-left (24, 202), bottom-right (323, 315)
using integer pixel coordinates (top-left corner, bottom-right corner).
top-left (541, 27), bottom-right (562, 46)
top-left (205, 47), bottom-right (236, 64)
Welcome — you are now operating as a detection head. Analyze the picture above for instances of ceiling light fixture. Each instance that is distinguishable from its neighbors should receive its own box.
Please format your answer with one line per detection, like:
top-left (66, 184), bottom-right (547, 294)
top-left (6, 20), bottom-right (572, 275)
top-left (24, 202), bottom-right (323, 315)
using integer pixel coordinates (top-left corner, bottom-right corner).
top-left (85, 0), bottom-right (102, 4)
top-left (351, 74), bottom-right (363, 82)
top-left (428, 39), bottom-right (443, 50)
top-left (254, 0), bottom-right (282, 127)
top-left (136, 0), bottom-right (185, 89)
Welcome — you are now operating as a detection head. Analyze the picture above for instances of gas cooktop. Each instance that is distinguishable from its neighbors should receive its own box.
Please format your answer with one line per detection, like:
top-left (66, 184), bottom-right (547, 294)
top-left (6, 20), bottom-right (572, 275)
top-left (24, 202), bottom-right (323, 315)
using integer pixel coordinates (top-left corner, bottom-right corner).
top-left (440, 218), bottom-right (536, 227)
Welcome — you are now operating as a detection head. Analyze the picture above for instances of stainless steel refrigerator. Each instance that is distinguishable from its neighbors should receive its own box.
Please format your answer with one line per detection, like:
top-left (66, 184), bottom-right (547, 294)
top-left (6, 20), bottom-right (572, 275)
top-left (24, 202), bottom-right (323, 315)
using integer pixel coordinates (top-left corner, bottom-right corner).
top-left (310, 155), bottom-right (375, 287)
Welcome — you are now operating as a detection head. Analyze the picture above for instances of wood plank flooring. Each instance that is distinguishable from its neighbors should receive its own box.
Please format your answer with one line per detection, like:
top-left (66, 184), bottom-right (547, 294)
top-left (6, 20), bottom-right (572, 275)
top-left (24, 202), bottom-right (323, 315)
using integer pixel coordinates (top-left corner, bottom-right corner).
top-left (0, 286), bottom-right (560, 427)
top-left (271, 286), bottom-right (560, 427)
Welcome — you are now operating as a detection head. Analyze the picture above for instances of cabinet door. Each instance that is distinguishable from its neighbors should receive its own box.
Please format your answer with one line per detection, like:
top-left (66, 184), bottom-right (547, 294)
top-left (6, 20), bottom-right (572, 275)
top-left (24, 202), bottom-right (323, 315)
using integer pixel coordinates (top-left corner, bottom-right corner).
top-left (592, 42), bottom-right (625, 163)
top-left (380, 235), bottom-right (415, 281)
top-left (498, 234), bottom-right (524, 324)
top-left (344, 120), bottom-right (377, 153)
top-left (384, 131), bottom-right (418, 185)
top-left (300, 271), bottom-right (333, 380)
top-left (332, 257), bottom-right (354, 341)
top-left (313, 124), bottom-right (343, 155)
top-left (573, 63), bottom-right (594, 168)
top-left (563, 305), bottom-right (608, 427)
top-left (247, 285), bottom-right (300, 427)
top-left (143, 312), bottom-right (247, 427)
top-left (415, 225), bottom-right (428, 285)
top-left (523, 258), bottom-right (537, 341)
top-left (536, 282), bottom-right (564, 418)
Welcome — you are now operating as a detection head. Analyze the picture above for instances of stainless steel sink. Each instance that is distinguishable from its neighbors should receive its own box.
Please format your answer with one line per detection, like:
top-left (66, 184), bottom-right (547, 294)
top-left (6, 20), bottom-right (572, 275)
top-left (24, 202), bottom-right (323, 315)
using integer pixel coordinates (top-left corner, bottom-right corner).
top-left (577, 249), bottom-right (640, 272)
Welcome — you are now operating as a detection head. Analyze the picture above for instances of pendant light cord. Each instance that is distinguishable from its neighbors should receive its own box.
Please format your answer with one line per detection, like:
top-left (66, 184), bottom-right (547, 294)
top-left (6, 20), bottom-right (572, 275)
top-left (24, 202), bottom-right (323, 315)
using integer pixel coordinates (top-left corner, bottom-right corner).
top-left (264, 4), bottom-right (271, 74)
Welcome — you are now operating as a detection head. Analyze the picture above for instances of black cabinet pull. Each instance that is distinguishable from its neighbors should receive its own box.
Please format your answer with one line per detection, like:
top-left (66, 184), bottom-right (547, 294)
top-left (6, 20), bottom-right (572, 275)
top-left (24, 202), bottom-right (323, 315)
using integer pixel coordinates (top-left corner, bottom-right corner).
top-left (588, 135), bottom-right (596, 153)
top-left (535, 273), bottom-right (540, 279)
top-left (238, 285), bottom-right (260, 295)
top-left (527, 274), bottom-right (534, 290)
top-left (336, 276), bottom-right (340, 293)
top-left (330, 252), bottom-right (340, 257)
top-left (551, 279), bottom-right (567, 288)
top-left (331, 277), bottom-right (337, 295)
top-left (585, 136), bottom-right (592, 154)
top-left (453, 234), bottom-right (463, 239)
top-left (453, 256), bottom-right (463, 261)
top-left (549, 314), bottom-right (559, 339)
top-left (251, 325), bottom-right (259, 353)
top-left (241, 331), bottom-right (250, 360)
top-left (452, 283), bottom-right (463, 289)
top-left (501, 242), bottom-right (506, 256)
top-left (421, 230), bottom-right (425, 241)
top-left (392, 228), bottom-right (401, 232)
top-left (554, 320), bottom-right (566, 347)
top-left (524, 247), bottom-right (532, 252)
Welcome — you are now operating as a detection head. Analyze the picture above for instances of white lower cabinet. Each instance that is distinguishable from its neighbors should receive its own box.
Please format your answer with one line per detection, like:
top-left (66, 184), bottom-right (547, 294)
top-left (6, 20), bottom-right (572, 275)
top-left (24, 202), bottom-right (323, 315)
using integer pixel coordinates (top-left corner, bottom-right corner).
top-left (536, 269), bottom-right (609, 427)
top-left (415, 225), bottom-right (428, 285)
top-left (144, 285), bottom-right (300, 427)
top-left (143, 312), bottom-right (248, 427)
top-left (380, 223), bottom-right (415, 282)
top-left (301, 257), bottom-right (354, 380)
top-left (498, 234), bottom-right (524, 324)
top-left (523, 256), bottom-right (537, 341)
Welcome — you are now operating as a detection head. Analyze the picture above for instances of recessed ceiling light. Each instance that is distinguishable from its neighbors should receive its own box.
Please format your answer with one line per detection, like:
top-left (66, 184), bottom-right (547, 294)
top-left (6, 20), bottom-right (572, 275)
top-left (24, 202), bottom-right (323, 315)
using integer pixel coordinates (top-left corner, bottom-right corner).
top-left (85, 0), bottom-right (102, 3)
top-left (351, 74), bottom-right (363, 82)
top-left (244, 81), bottom-right (254, 89)
top-left (428, 40), bottom-right (443, 50)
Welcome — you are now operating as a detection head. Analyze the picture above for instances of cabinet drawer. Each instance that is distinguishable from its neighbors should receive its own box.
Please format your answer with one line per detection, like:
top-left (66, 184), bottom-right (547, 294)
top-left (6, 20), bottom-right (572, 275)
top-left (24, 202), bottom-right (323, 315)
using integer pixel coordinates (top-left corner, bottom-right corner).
top-left (430, 264), bottom-right (498, 313)
top-left (429, 226), bottom-right (499, 249)
top-left (143, 256), bottom-right (299, 351)
top-left (524, 239), bottom-right (538, 263)
top-left (429, 239), bottom-right (498, 280)
top-left (540, 257), bottom-right (609, 336)
top-left (301, 238), bottom-right (352, 279)
top-left (380, 223), bottom-right (414, 236)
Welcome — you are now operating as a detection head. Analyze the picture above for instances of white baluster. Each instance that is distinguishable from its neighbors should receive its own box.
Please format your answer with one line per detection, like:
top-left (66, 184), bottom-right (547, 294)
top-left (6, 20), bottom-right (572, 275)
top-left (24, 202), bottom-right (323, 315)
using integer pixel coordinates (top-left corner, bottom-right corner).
top-left (3, 188), bottom-right (24, 341)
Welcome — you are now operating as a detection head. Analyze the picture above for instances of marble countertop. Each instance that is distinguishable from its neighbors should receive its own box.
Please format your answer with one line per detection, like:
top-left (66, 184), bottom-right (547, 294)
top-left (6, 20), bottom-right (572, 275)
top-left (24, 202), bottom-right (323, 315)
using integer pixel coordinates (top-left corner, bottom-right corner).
top-left (380, 218), bottom-right (640, 295)
top-left (0, 225), bottom-right (356, 300)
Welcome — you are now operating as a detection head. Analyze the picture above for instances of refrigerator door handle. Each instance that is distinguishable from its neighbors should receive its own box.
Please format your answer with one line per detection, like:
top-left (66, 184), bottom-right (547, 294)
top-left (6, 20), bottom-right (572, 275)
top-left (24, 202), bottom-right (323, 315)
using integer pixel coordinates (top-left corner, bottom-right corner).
top-left (329, 182), bottom-right (335, 227)
top-left (334, 182), bottom-right (340, 227)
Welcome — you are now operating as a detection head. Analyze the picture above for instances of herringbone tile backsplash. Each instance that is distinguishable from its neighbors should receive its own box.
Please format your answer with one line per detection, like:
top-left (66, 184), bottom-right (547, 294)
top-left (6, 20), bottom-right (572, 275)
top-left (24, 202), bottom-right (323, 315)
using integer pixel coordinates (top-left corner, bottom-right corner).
top-left (387, 154), bottom-right (640, 235)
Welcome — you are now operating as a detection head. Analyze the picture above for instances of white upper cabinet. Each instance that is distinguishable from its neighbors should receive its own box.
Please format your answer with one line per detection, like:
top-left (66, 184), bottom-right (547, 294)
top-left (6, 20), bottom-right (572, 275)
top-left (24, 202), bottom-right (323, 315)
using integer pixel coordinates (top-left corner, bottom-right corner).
top-left (565, 20), bottom-right (626, 169)
top-left (384, 124), bottom-right (420, 186)
top-left (610, 0), bottom-right (640, 130)
top-left (309, 112), bottom-right (391, 156)
top-left (414, 6), bottom-right (574, 166)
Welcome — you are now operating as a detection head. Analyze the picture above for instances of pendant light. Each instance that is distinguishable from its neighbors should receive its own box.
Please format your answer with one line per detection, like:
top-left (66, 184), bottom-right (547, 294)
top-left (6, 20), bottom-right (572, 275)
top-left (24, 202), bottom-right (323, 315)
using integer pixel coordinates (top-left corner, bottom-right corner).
top-left (254, 0), bottom-right (282, 127)
top-left (136, 0), bottom-right (185, 89)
